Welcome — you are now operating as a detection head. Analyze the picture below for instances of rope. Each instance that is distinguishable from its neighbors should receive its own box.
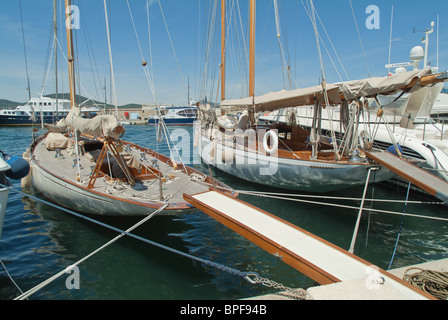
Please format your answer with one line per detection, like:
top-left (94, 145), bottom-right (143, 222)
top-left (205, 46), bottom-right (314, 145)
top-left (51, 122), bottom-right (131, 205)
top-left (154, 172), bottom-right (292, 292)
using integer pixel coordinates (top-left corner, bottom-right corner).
top-left (3, 185), bottom-right (289, 299)
top-left (0, 259), bottom-right (25, 297)
top-left (228, 189), bottom-right (447, 222)
top-left (14, 203), bottom-right (169, 300)
top-left (403, 268), bottom-right (448, 300)
top-left (387, 182), bottom-right (411, 270)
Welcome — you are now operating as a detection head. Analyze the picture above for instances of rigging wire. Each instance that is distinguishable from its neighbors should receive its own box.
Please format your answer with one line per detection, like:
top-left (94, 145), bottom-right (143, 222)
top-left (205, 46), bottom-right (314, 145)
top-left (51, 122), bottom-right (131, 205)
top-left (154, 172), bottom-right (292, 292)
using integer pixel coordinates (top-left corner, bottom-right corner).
top-left (348, 0), bottom-right (371, 78)
top-left (126, 0), bottom-right (157, 103)
top-left (157, 0), bottom-right (189, 102)
top-left (274, 0), bottom-right (297, 89)
top-left (19, 0), bottom-right (32, 100)
top-left (298, 0), bottom-right (350, 82)
top-left (78, 0), bottom-right (103, 102)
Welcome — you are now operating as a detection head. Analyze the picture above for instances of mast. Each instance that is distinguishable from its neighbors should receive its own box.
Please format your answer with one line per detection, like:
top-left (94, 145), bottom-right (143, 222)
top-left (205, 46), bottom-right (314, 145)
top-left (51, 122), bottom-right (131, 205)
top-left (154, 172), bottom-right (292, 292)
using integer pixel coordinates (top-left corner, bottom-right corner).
top-left (249, 0), bottom-right (255, 98)
top-left (53, 0), bottom-right (58, 121)
top-left (65, 0), bottom-right (77, 108)
top-left (103, 0), bottom-right (118, 115)
top-left (220, 0), bottom-right (226, 101)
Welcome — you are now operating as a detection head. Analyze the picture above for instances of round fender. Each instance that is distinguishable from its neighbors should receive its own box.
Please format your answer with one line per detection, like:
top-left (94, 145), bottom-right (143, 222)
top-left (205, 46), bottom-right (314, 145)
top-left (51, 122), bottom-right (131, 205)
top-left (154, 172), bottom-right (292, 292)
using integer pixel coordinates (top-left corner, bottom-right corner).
top-left (263, 130), bottom-right (278, 154)
top-left (5, 155), bottom-right (30, 180)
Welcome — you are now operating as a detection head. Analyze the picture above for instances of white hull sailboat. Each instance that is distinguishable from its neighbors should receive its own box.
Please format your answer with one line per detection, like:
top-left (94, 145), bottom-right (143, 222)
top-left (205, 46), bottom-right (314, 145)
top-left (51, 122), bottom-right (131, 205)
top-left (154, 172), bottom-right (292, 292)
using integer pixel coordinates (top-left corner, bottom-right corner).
top-left (0, 156), bottom-right (11, 240)
top-left (198, 131), bottom-right (394, 193)
top-left (259, 43), bottom-right (448, 183)
top-left (27, 133), bottom-right (231, 216)
top-left (22, 0), bottom-right (235, 217)
top-left (197, 0), bottom-right (446, 194)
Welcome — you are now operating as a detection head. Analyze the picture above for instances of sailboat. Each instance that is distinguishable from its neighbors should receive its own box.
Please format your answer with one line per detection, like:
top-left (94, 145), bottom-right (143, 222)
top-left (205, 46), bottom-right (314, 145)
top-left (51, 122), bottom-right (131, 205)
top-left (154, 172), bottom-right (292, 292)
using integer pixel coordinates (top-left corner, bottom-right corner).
top-left (21, 0), bottom-right (235, 217)
top-left (196, 0), bottom-right (446, 193)
top-left (261, 36), bottom-right (448, 184)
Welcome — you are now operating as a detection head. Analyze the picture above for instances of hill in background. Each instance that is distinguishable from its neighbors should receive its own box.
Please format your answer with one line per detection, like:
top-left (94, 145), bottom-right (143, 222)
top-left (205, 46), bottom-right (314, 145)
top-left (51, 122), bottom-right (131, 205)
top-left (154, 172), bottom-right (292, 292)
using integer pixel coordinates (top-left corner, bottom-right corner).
top-left (0, 93), bottom-right (142, 109)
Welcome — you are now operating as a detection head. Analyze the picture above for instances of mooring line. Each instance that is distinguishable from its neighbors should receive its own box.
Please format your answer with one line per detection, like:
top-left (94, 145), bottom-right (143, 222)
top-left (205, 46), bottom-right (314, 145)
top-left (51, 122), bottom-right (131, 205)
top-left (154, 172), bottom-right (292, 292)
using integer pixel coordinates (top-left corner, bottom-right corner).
top-left (2, 185), bottom-right (262, 299)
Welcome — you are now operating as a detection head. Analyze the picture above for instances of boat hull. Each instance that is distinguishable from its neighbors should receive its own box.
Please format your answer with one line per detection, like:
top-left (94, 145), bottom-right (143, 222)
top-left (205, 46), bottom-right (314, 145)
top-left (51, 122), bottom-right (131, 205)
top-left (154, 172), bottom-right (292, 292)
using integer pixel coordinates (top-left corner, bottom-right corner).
top-left (147, 117), bottom-right (196, 126)
top-left (26, 133), bottom-right (233, 217)
top-left (199, 136), bottom-right (396, 193)
top-left (0, 186), bottom-right (8, 240)
top-left (29, 160), bottom-right (194, 216)
top-left (261, 106), bottom-right (448, 183)
top-left (0, 114), bottom-right (66, 126)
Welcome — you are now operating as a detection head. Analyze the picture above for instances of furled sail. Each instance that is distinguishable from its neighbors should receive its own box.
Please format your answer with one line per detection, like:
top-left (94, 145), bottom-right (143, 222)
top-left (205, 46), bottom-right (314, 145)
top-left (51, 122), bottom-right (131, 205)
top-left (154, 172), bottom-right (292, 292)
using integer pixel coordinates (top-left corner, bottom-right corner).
top-left (339, 69), bottom-right (431, 101)
top-left (220, 69), bottom-right (441, 112)
top-left (220, 84), bottom-right (341, 112)
top-left (48, 107), bottom-right (124, 139)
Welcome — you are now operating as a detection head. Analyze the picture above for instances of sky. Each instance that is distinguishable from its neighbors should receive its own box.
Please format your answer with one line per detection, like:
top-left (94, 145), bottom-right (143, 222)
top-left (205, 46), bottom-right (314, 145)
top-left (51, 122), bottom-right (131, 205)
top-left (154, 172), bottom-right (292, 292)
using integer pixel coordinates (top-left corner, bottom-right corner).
top-left (0, 0), bottom-right (447, 107)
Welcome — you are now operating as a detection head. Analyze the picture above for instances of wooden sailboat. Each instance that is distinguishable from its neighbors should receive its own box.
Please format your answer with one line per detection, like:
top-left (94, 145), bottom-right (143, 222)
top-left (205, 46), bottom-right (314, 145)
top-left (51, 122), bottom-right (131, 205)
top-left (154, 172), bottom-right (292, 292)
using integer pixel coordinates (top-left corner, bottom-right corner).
top-left (196, 0), bottom-right (446, 193)
top-left (22, 0), bottom-right (235, 216)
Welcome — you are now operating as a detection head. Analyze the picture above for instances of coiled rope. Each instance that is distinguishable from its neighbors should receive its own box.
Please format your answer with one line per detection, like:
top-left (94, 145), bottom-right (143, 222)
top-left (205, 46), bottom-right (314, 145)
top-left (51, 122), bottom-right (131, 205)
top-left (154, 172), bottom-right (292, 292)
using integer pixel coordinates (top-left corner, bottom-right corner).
top-left (404, 268), bottom-right (448, 300)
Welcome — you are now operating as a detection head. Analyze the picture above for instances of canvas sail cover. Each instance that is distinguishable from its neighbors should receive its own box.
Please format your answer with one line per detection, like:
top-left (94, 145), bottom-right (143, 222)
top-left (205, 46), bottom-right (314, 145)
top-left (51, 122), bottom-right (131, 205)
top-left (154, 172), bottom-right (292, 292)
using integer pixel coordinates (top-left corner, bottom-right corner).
top-left (220, 69), bottom-right (432, 112)
top-left (52, 107), bottom-right (123, 139)
top-left (221, 84), bottom-right (341, 112)
top-left (339, 69), bottom-right (431, 101)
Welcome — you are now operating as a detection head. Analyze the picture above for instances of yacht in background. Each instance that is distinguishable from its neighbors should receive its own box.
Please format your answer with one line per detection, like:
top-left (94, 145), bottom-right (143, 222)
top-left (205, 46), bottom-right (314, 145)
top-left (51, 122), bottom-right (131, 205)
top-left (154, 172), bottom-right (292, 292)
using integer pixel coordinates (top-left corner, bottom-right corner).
top-left (148, 102), bottom-right (198, 126)
top-left (431, 88), bottom-right (448, 119)
top-left (0, 96), bottom-right (100, 126)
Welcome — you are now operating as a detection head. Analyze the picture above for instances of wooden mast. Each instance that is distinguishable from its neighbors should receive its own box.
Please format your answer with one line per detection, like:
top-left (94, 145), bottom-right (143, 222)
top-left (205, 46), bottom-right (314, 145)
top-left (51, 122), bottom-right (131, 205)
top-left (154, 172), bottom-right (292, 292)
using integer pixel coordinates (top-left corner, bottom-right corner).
top-left (53, 0), bottom-right (58, 122)
top-left (221, 0), bottom-right (225, 101)
top-left (249, 0), bottom-right (255, 98)
top-left (65, 0), bottom-right (77, 108)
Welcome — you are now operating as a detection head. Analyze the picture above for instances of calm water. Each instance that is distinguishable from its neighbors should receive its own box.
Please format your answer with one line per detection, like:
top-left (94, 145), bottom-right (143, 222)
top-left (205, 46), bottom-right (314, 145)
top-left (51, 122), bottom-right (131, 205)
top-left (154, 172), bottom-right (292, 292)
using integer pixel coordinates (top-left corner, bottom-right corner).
top-left (0, 124), bottom-right (447, 300)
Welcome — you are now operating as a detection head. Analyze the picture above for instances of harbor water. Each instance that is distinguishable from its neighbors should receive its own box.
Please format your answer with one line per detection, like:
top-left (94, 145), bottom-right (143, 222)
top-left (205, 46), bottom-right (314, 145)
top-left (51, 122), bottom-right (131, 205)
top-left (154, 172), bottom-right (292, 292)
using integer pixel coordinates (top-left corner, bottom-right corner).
top-left (0, 124), bottom-right (447, 300)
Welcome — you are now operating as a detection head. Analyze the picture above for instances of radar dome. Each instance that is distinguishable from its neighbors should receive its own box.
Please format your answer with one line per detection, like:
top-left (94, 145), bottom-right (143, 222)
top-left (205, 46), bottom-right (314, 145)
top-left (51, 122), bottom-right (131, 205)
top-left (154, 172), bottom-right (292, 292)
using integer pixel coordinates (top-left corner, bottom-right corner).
top-left (410, 46), bottom-right (424, 61)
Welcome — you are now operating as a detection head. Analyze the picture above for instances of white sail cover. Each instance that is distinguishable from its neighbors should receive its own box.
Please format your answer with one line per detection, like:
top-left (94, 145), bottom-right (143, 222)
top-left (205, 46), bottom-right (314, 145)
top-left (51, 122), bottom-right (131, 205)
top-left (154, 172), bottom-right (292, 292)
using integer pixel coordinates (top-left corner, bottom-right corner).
top-left (339, 69), bottom-right (430, 101)
top-left (221, 84), bottom-right (341, 112)
top-left (220, 69), bottom-right (432, 112)
top-left (54, 107), bottom-right (123, 139)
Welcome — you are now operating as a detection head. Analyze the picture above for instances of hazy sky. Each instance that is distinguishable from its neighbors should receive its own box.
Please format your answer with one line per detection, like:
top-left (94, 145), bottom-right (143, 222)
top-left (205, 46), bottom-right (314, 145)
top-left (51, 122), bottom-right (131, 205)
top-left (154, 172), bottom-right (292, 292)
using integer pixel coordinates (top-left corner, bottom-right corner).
top-left (1, 0), bottom-right (447, 106)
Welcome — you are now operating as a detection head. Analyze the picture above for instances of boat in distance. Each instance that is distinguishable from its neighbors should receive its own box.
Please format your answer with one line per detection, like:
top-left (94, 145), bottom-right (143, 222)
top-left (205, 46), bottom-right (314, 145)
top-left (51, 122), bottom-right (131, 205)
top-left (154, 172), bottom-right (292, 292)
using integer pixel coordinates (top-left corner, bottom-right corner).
top-left (0, 96), bottom-right (100, 126)
top-left (148, 105), bottom-right (198, 126)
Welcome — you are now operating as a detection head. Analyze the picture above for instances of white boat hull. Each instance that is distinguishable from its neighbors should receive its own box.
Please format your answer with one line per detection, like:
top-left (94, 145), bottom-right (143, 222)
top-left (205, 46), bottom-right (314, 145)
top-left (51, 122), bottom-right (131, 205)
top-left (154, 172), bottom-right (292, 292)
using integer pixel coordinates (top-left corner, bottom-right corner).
top-left (199, 135), bottom-right (395, 193)
top-left (261, 106), bottom-right (448, 183)
top-left (30, 160), bottom-right (191, 216)
top-left (26, 133), bottom-right (233, 217)
top-left (0, 187), bottom-right (9, 240)
top-left (0, 157), bottom-right (11, 240)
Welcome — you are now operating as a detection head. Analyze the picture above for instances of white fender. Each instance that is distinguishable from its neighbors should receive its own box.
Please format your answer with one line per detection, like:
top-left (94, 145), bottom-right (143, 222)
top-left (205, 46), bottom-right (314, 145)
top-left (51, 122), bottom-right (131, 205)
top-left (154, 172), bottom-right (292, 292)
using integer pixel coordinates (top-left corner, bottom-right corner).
top-left (263, 130), bottom-right (278, 154)
top-left (20, 151), bottom-right (32, 189)
top-left (210, 140), bottom-right (218, 162)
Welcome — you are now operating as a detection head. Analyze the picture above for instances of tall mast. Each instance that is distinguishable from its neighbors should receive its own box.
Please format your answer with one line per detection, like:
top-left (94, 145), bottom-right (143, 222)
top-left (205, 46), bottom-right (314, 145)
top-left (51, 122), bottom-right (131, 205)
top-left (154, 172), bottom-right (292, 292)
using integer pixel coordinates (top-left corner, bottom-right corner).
top-left (53, 0), bottom-right (59, 120)
top-left (249, 0), bottom-right (255, 98)
top-left (220, 0), bottom-right (226, 101)
top-left (65, 0), bottom-right (77, 108)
